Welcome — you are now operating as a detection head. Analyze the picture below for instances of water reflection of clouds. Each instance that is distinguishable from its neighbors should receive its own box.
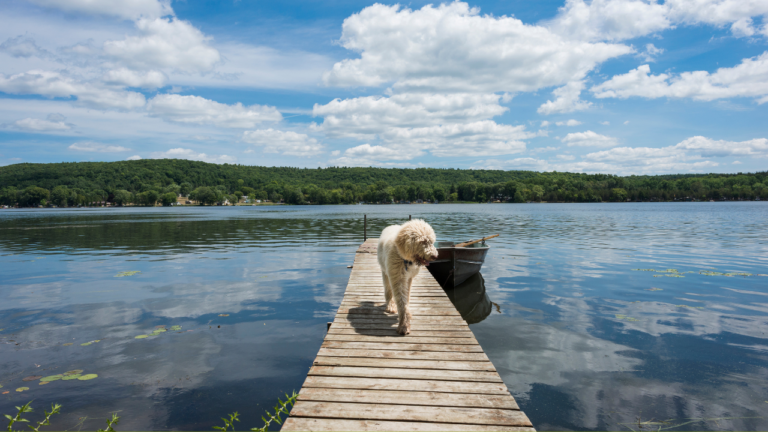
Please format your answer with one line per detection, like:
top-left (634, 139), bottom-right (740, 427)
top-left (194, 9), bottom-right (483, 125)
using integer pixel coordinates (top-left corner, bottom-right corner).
top-left (147, 281), bottom-right (282, 319)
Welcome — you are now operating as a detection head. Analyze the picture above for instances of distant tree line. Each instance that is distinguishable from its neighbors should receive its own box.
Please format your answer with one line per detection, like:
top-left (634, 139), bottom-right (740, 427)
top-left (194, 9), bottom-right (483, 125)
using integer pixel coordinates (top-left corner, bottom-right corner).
top-left (0, 159), bottom-right (766, 207)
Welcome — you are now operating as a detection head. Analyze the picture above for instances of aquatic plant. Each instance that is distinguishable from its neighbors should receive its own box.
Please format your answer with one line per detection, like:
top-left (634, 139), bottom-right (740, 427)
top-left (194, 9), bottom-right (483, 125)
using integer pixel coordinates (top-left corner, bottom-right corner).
top-left (4, 401), bottom-right (61, 432)
top-left (615, 314), bottom-right (639, 322)
top-left (215, 391), bottom-right (298, 432)
top-left (699, 270), bottom-right (753, 277)
top-left (97, 414), bottom-right (120, 432)
top-left (114, 271), bottom-right (140, 277)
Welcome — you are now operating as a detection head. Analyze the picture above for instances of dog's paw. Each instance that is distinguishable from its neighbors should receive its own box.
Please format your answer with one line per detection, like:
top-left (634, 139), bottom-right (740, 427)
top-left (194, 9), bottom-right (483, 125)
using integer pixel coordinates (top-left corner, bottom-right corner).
top-left (385, 303), bottom-right (397, 314)
top-left (397, 324), bottom-right (410, 335)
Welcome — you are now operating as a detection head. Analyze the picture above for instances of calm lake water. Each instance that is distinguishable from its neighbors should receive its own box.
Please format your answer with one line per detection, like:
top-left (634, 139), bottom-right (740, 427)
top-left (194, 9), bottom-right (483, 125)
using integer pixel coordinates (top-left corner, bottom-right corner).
top-left (1, 203), bottom-right (767, 431)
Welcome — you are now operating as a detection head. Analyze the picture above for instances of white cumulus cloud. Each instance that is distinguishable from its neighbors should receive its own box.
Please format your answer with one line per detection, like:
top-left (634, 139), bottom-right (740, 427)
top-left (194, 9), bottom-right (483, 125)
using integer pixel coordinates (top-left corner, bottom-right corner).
top-left (68, 141), bottom-right (131, 152)
top-left (104, 17), bottom-right (220, 73)
top-left (313, 93), bottom-right (508, 140)
top-left (147, 94), bottom-right (282, 128)
top-left (0, 70), bottom-right (146, 110)
top-left (9, 117), bottom-right (71, 131)
top-left (556, 119), bottom-right (583, 126)
top-left (28, 0), bottom-right (173, 21)
top-left (591, 53), bottom-right (768, 103)
top-left (538, 81), bottom-right (593, 115)
top-left (241, 129), bottom-right (323, 157)
top-left (102, 68), bottom-right (166, 89)
top-left (546, 0), bottom-right (768, 42)
top-left (150, 148), bottom-right (235, 164)
top-left (561, 130), bottom-right (618, 147)
top-left (323, 2), bottom-right (631, 93)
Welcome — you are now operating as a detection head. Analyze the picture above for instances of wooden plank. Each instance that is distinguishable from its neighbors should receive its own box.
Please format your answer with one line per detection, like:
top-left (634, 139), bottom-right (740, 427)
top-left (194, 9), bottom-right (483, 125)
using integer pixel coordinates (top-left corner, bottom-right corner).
top-left (283, 418), bottom-right (535, 431)
top-left (300, 376), bottom-right (509, 395)
top-left (288, 401), bottom-right (532, 426)
top-left (313, 356), bottom-right (496, 372)
top-left (317, 348), bottom-right (488, 362)
top-left (297, 388), bottom-right (518, 409)
top-left (333, 316), bottom-right (468, 325)
top-left (324, 334), bottom-right (477, 344)
top-left (321, 341), bottom-right (484, 352)
top-left (309, 366), bottom-right (503, 383)
top-left (328, 328), bottom-right (473, 337)
top-left (329, 323), bottom-right (469, 332)
top-left (338, 308), bottom-right (460, 316)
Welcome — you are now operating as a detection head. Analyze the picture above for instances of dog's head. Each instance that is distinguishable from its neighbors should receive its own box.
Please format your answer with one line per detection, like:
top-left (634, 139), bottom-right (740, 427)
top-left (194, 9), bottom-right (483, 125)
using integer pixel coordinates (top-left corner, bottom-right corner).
top-left (395, 219), bottom-right (438, 266)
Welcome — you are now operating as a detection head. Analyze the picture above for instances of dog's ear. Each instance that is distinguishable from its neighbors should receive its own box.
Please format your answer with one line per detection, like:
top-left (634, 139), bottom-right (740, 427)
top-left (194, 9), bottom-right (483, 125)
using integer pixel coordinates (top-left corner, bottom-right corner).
top-left (395, 227), bottom-right (412, 260)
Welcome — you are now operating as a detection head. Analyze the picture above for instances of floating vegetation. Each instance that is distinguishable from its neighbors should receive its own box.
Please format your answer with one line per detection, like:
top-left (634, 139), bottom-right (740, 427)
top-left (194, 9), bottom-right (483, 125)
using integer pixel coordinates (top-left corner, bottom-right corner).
top-left (78, 374), bottom-right (97, 381)
top-left (62, 343), bottom-right (73, 346)
top-left (758, 274), bottom-right (768, 277)
top-left (169, 325), bottom-right (182, 331)
top-left (646, 287), bottom-right (663, 291)
top-left (677, 305), bottom-right (704, 309)
top-left (61, 375), bottom-right (81, 381)
top-left (219, 314), bottom-right (230, 317)
top-left (38, 382), bottom-right (49, 386)
top-left (22, 376), bottom-right (42, 382)
top-left (615, 314), bottom-right (639, 322)
top-left (64, 370), bottom-right (83, 376)
top-left (699, 270), bottom-right (753, 277)
top-left (114, 271), bottom-right (141, 277)
top-left (40, 375), bottom-right (63, 382)
top-left (16, 387), bottom-right (29, 392)
top-left (135, 335), bottom-right (148, 339)
top-left (80, 340), bottom-right (100, 346)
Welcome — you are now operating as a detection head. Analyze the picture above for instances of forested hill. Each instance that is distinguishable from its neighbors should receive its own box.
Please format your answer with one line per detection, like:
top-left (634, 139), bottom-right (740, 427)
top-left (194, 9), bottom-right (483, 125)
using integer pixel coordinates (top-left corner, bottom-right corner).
top-left (0, 159), bottom-right (766, 206)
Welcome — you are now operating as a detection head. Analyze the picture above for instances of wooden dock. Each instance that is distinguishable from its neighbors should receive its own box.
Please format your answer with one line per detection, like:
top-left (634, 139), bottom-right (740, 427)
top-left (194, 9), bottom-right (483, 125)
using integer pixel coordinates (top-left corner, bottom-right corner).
top-left (282, 239), bottom-right (534, 431)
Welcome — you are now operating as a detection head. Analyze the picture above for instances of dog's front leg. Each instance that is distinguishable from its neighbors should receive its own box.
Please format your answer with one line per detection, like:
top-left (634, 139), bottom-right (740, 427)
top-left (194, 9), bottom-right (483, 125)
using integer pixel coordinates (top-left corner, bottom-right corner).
top-left (383, 273), bottom-right (396, 313)
top-left (395, 276), bottom-right (412, 335)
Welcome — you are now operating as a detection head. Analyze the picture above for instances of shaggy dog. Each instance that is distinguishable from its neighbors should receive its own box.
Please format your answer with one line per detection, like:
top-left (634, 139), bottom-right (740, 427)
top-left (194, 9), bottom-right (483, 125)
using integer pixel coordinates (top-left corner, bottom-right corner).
top-left (377, 219), bottom-right (438, 335)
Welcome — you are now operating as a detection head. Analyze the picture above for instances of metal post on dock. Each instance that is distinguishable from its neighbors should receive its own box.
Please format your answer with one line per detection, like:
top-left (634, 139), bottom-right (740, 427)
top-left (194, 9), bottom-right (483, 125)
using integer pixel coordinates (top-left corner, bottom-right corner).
top-left (364, 214), bottom-right (367, 241)
top-left (409, 215), bottom-right (411, 220)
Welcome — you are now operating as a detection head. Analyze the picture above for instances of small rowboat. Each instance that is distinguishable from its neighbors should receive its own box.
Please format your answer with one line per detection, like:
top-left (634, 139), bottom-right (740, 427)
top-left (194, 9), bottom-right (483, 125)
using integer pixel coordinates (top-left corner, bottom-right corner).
top-left (427, 234), bottom-right (498, 289)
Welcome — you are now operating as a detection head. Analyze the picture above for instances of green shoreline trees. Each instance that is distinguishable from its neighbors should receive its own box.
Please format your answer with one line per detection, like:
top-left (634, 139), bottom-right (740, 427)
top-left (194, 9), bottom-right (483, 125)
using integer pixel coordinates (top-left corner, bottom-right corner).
top-left (0, 159), bottom-right (766, 206)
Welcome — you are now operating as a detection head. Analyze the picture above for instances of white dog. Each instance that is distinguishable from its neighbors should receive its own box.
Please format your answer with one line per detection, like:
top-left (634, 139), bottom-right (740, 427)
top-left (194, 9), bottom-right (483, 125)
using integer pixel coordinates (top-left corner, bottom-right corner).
top-left (377, 219), bottom-right (439, 335)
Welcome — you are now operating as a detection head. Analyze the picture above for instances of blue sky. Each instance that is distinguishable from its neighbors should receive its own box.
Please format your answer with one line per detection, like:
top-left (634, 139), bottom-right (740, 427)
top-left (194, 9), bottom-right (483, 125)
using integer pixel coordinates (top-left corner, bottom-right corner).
top-left (1, 0), bottom-right (767, 175)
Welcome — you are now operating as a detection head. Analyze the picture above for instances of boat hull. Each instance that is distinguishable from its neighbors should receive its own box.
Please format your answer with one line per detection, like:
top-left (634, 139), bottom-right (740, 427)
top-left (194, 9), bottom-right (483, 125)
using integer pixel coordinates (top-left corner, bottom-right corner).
top-left (427, 241), bottom-right (489, 289)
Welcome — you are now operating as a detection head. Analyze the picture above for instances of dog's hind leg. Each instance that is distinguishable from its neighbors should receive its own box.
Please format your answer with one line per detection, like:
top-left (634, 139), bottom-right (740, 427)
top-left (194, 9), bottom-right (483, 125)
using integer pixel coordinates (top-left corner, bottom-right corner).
top-left (383, 274), bottom-right (397, 314)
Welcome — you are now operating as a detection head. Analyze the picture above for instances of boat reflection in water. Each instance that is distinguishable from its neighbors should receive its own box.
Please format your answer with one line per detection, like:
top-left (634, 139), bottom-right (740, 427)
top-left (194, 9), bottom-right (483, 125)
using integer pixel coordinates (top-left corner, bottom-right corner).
top-left (443, 272), bottom-right (493, 324)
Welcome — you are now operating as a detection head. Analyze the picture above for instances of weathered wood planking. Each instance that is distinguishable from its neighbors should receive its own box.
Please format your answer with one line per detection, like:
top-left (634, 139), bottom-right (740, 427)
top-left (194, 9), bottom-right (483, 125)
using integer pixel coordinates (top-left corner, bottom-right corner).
top-left (282, 239), bottom-right (533, 431)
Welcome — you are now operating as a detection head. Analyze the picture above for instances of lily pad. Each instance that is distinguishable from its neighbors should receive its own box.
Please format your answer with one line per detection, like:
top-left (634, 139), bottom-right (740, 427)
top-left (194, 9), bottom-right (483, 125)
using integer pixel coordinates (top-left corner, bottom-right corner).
top-left (40, 375), bottom-right (63, 382)
top-left (615, 314), bottom-right (639, 322)
top-left (64, 370), bottom-right (83, 376)
top-left (135, 335), bottom-right (148, 339)
top-left (1, 391), bottom-right (8, 394)
top-left (169, 325), bottom-right (182, 331)
top-left (62, 343), bottom-right (73, 346)
top-left (38, 382), bottom-right (49, 386)
top-left (219, 314), bottom-right (229, 317)
top-left (155, 325), bottom-right (166, 329)
top-left (22, 375), bottom-right (42, 382)
top-left (78, 374), bottom-right (98, 381)
top-left (115, 271), bottom-right (141, 277)
top-left (62, 374), bottom-right (81, 381)
top-left (81, 340), bottom-right (101, 346)
top-left (16, 387), bottom-right (29, 392)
